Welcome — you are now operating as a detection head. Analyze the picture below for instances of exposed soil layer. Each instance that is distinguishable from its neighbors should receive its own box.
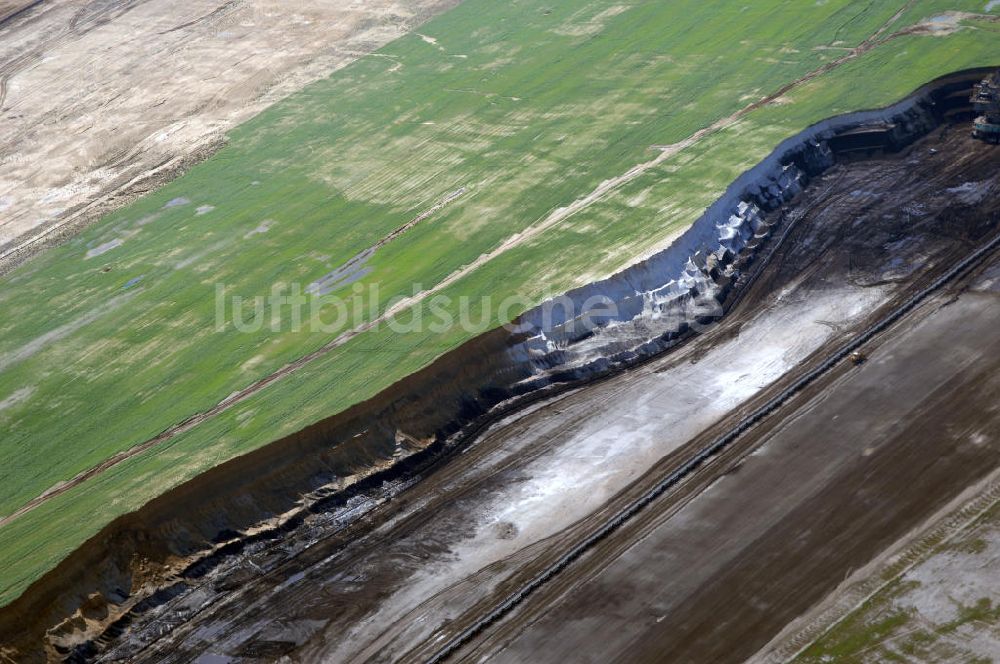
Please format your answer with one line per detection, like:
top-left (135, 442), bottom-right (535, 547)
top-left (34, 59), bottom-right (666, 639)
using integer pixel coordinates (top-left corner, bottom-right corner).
top-left (0, 0), bottom-right (463, 272)
top-left (0, 72), bottom-right (996, 662)
top-left (81, 97), bottom-right (1000, 661)
top-left (316, 125), bottom-right (1000, 664)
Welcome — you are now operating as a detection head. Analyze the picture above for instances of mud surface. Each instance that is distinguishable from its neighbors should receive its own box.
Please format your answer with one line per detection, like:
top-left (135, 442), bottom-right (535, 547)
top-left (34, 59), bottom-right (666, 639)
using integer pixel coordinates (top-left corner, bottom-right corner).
top-left (69, 123), bottom-right (999, 663)
top-left (0, 0), bottom-right (461, 268)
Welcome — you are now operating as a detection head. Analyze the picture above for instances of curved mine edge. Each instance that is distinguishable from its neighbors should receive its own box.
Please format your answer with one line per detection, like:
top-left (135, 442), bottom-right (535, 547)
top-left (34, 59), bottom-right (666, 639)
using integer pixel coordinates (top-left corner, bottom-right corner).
top-left (0, 66), bottom-right (994, 662)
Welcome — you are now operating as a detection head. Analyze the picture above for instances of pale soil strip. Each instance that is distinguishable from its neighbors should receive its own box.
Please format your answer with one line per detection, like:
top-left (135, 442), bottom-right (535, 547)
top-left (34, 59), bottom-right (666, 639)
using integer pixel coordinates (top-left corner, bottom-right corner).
top-left (0, 291), bottom-right (137, 373)
top-left (0, 3), bottom-right (930, 528)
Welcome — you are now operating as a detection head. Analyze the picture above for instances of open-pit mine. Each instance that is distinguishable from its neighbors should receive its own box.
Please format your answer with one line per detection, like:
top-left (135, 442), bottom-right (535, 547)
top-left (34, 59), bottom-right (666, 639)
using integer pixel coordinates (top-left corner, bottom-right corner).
top-left (1, 2), bottom-right (1000, 663)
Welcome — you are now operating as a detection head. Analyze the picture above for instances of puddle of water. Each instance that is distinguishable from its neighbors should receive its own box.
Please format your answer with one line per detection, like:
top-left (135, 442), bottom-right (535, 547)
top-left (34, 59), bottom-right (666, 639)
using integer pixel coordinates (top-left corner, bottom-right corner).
top-left (305, 248), bottom-right (374, 295)
top-left (123, 275), bottom-right (144, 290)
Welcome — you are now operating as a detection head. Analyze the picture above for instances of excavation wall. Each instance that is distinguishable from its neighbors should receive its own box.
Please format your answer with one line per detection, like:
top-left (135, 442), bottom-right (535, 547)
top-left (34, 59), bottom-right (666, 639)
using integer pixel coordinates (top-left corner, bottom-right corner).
top-left (0, 68), bottom-right (992, 663)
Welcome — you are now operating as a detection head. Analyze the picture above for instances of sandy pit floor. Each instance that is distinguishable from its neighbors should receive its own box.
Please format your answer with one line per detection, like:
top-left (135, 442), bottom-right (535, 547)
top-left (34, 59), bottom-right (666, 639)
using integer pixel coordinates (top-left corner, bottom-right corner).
top-left (100, 274), bottom-right (888, 663)
top-left (0, 0), bottom-right (460, 263)
top-left (88, 127), bottom-right (1000, 663)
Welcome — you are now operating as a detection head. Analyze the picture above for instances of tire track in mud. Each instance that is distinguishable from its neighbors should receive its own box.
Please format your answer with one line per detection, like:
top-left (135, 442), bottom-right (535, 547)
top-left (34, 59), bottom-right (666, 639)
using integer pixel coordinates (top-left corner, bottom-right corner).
top-left (420, 226), bottom-right (1000, 664)
top-left (0, 2), bottom-right (956, 528)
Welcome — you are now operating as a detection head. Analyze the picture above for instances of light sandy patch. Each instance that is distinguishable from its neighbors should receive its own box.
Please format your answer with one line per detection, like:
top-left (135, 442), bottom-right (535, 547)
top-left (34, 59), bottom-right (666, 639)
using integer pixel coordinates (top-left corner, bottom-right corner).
top-left (908, 11), bottom-right (999, 35)
top-left (236, 409), bottom-right (257, 427)
top-left (313, 114), bottom-right (499, 207)
top-left (0, 291), bottom-right (137, 373)
top-left (0, 386), bottom-right (33, 412)
top-left (416, 33), bottom-right (442, 48)
top-left (174, 240), bottom-right (230, 270)
top-left (625, 188), bottom-right (651, 208)
top-left (243, 219), bottom-right (275, 239)
top-left (85, 238), bottom-right (123, 259)
top-left (553, 3), bottom-right (632, 38)
top-left (134, 213), bottom-right (162, 227)
top-left (241, 355), bottom-right (266, 372)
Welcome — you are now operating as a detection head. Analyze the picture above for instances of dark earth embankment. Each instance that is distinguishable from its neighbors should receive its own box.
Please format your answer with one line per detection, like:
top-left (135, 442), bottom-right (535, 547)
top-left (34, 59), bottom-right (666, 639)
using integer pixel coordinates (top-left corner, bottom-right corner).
top-left (0, 68), bottom-right (995, 663)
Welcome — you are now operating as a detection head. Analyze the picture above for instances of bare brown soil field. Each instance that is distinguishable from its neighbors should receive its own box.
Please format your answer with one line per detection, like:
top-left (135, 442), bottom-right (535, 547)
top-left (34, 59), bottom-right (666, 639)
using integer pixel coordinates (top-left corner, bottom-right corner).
top-left (0, 0), bottom-right (460, 267)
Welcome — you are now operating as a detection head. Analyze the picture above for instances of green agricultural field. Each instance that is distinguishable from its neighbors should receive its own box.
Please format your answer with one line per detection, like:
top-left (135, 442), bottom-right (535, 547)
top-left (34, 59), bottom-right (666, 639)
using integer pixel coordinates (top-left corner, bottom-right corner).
top-left (1, 0), bottom-right (998, 605)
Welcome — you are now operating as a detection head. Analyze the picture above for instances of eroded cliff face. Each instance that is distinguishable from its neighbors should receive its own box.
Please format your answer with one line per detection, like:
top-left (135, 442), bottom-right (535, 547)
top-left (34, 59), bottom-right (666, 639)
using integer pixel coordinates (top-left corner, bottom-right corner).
top-left (507, 88), bottom-right (943, 387)
top-left (113, 115), bottom-right (1000, 664)
top-left (0, 69), bottom-right (990, 663)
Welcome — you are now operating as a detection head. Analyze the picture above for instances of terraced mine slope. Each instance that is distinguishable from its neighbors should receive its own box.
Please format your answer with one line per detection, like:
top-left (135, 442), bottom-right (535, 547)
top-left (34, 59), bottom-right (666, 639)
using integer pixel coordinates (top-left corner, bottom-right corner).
top-left (0, 0), bottom-right (999, 653)
top-left (61, 112), bottom-right (1000, 663)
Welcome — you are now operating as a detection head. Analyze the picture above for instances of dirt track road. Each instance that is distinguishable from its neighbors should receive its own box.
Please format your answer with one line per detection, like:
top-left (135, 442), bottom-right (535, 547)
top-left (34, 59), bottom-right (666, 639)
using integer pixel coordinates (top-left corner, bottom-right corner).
top-left (0, 0), bottom-right (460, 264)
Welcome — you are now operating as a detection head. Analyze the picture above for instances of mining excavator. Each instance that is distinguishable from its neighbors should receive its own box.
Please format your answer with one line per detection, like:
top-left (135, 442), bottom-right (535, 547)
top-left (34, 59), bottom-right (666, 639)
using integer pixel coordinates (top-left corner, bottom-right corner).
top-left (971, 71), bottom-right (1000, 144)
